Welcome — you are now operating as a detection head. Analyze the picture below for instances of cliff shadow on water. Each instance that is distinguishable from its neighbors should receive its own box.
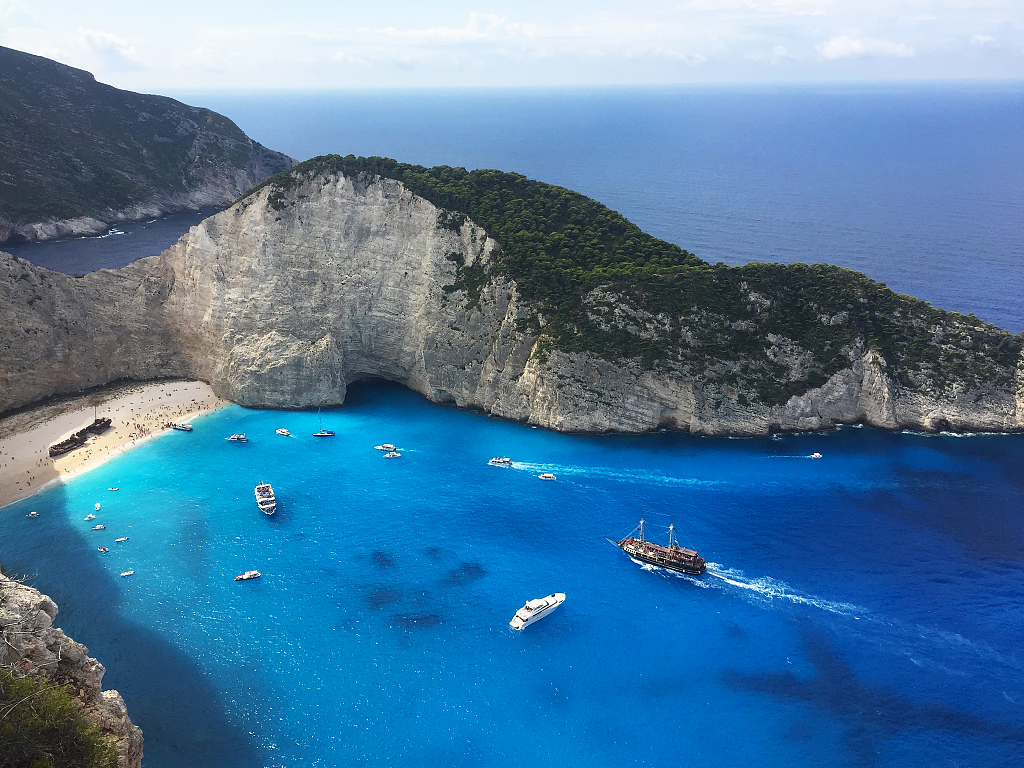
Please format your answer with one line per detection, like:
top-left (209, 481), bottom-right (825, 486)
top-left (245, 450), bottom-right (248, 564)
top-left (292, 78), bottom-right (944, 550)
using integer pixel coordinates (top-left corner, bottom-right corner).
top-left (0, 484), bottom-right (261, 768)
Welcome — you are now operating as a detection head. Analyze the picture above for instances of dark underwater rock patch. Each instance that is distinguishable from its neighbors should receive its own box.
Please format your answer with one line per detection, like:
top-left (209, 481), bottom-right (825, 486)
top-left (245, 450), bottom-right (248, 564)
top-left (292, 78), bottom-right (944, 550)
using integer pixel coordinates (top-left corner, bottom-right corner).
top-left (392, 613), bottom-right (442, 629)
top-left (444, 561), bottom-right (485, 585)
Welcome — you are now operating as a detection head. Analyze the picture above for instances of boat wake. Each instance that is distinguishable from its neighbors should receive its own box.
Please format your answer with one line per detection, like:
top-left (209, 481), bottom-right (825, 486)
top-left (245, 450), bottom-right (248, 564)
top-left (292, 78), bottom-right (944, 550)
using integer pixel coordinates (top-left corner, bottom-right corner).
top-left (704, 563), bottom-right (864, 617)
top-left (512, 462), bottom-right (720, 488)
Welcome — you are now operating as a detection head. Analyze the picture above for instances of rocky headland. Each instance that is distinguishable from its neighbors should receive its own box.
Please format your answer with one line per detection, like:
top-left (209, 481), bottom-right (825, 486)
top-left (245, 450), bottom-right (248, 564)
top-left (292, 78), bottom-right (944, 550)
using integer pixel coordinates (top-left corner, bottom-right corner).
top-left (0, 570), bottom-right (143, 767)
top-left (2, 155), bottom-right (1022, 436)
top-left (0, 46), bottom-right (293, 245)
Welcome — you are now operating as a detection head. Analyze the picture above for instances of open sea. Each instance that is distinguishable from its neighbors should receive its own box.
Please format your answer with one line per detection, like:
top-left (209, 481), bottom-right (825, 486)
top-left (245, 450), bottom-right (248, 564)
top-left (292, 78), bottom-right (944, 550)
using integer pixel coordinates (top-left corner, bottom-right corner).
top-left (2, 86), bottom-right (1024, 767)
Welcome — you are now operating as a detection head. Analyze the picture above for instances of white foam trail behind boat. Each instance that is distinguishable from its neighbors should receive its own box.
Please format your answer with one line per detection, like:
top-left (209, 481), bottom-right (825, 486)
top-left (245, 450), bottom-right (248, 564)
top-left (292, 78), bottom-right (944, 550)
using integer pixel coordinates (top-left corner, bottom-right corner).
top-left (511, 462), bottom-right (720, 488)
top-left (705, 564), bottom-right (863, 617)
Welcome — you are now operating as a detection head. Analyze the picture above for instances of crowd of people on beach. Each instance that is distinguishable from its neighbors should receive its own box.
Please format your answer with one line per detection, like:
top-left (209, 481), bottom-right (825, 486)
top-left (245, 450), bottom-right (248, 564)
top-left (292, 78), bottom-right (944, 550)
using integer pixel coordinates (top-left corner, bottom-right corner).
top-left (0, 384), bottom-right (226, 507)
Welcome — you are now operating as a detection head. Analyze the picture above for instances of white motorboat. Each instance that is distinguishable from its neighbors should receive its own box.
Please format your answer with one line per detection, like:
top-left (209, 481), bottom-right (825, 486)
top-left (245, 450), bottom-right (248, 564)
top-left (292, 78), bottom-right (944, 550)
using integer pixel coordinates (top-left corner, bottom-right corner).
top-left (226, 433), bottom-right (248, 443)
top-left (810, 452), bottom-right (822, 459)
top-left (510, 593), bottom-right (565, 630)
top-left (27, 511), bottom-right (38, 518)
top-left (383, 451), bottom-right (401, 458)
top-left (255, 482), bottom-right (277, 515)
top-left (92, 524), bottom-right (105, 530)
top-left (235, 570), bottom-right (262, 581)
top-left (488, 457), bottom-right (513, 466)
top-left (84, 513), bottom-right (96, 520)
top-left (538, 473), bottom-right (557, 481)
top-left (376, 443), bottom-right (396, 451)
top-left (276, 428), bottom-right (291, 436)
top-left (120, 571), bottom-right (134, 577)
top-left (172, 423), bottom-right (193, 432)
top-left (115, 537), bottom-right (129, 542)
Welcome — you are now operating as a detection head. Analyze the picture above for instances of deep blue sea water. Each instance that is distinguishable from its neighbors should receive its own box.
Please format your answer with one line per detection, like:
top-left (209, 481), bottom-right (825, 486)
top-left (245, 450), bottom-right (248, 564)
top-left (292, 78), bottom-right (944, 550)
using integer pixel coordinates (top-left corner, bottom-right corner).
top-left (1, 382), bottom-right (1023, 768)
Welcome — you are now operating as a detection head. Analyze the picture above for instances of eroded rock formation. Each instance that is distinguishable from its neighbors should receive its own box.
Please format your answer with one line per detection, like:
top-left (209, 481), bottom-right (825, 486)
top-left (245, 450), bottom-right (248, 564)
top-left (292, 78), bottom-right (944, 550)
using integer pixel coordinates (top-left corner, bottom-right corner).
top-left (2, 167), bottom-right (1023, 435)
top-left (0, 572), bottom-right (143, 767)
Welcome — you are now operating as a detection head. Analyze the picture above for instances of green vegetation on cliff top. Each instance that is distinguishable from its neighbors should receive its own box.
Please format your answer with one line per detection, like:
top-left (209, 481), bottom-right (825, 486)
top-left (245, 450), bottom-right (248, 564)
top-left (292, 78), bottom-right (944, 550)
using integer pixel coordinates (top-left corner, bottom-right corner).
top-left (249, 154), bottom-right (1021, 405)
top-left (0, 669), bottom-right (119, 768)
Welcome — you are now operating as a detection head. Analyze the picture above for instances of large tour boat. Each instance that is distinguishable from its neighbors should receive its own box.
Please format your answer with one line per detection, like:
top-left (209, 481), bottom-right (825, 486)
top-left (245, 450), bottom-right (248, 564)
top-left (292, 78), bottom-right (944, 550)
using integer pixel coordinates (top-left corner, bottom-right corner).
top-left (610, 519), bottom-right (706, 575)
top-left (509, 593), bottom-right (565, 630)
top-left (255, 482), bottom-right (277, 515)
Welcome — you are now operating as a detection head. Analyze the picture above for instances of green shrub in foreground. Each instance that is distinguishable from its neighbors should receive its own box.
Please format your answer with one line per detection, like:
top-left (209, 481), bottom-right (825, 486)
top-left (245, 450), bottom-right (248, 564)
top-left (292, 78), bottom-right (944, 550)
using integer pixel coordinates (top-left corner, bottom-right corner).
top-left (0, 669), bottom-right (118, 768)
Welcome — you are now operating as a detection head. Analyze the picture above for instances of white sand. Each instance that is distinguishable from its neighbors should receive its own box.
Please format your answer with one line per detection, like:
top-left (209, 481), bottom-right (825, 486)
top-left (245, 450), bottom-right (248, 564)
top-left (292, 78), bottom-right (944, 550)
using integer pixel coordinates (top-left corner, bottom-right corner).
top-left (0, 381), bottom-right (229, 509)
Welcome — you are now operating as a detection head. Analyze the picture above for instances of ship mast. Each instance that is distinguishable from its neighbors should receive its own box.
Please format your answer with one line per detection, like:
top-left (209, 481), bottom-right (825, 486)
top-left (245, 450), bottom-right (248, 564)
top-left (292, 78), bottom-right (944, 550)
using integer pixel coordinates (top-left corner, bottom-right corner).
top-left (638, 518), bottom-right (645, 542)
top-left (668, 522), bottom-right (677, 549)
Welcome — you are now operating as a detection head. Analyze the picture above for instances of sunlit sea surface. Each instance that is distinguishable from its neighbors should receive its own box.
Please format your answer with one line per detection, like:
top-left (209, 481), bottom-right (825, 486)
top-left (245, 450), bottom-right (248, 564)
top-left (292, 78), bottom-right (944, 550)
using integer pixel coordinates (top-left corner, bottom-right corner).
top-left (1, 383), bottom-right (1023, 768)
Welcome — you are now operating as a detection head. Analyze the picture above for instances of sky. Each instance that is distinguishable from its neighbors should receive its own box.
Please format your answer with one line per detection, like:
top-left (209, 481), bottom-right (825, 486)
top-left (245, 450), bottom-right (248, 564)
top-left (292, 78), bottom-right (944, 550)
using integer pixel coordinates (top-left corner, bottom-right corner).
top-left (1, 0), bottom-right (1022, 90)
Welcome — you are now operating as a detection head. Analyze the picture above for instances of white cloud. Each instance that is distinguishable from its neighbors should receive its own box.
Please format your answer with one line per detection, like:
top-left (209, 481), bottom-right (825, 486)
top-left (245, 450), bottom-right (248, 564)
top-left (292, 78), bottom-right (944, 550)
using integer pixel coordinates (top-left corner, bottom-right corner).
top-left (684, 0), bottom-right (831, 14)
top-left (971, 34), bottom-right (995, 46)
top-left (770, 45), bottom-right (793, 64)
top-left (0, 0), bottom-right (27, 20)
top-left (77, 28), bottom-right (143, 71)
top-left (816, 35), bottom-right (915, 60)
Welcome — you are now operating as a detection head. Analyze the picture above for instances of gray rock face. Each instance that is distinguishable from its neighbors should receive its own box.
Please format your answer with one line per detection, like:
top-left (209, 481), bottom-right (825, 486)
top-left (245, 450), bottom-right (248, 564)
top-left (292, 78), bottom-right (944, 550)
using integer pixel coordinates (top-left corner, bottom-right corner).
top-left (2, 170), bottom-right (1023, 435)
top-left (0, 572), bottom-right (143, 768)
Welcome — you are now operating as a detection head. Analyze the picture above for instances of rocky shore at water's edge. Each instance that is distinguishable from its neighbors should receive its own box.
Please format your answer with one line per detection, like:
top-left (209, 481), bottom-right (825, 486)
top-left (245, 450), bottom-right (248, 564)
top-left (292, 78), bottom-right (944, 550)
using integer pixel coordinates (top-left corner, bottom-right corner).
top-left (0, 570), bottom-right (143, 767)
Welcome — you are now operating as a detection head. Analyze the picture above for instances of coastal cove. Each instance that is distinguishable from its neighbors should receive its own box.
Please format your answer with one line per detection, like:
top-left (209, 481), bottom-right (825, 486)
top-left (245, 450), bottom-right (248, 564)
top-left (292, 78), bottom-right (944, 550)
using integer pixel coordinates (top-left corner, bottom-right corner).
top-left (0, 381), bottom-right (1022, 768)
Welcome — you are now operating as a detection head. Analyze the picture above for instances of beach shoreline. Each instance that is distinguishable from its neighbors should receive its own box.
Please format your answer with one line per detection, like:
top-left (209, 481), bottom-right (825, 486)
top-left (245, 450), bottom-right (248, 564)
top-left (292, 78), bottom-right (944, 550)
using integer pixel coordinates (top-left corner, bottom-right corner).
top-left (0, 380), bottom-right (229, 509)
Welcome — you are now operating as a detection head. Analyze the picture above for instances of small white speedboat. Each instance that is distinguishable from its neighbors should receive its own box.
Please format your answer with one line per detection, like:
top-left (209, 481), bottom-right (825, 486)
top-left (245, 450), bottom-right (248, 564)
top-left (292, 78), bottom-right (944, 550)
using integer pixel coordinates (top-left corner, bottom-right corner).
top-left (98, 546), bottom-right (108, 553)
top-left (810, 452), bottom-right (822, 459)
top-left (27, 511), bottom-right (39, 518)
top-left (226, 433), bottom-right (248, 443)
top-left (234, 570), bottom-right (262, 581)
top-left (538, 473), bottom-right (556, 481)
top-left (94, 502), bottom-right (101, 510)
top-left (120, 571), bottom-right (134, 577)
top-left (276, 428), bottom-right (291, 436)
top-left (377, 443), bottom-right (396, 451)
top-left (92, 524), bottom-right (105, 530)
top-left (488, 457), bottom-right (513, 466)
top-left (85, 513), bottom-right (96, 520)
top-left (383, 451), bottom-right (401, 458)
top-left (510, 593), bottom-right (565, 630)
top-left (115, 537), bottom-right (129, 543)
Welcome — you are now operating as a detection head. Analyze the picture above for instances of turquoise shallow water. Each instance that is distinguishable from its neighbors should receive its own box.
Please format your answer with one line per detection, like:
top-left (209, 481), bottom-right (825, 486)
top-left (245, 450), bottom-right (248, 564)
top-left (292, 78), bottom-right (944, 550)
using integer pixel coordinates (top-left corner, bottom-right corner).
top-left (1, 382), bottom-right (1023, 767)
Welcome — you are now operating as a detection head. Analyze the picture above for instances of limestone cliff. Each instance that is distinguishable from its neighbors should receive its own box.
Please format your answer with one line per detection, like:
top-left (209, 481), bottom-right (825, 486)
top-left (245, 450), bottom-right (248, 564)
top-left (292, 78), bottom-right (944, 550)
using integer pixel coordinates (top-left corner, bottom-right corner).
top-left (1, 162), bottom-right (1022, 436)
top-left (0, 572), bottom-right (143, 767)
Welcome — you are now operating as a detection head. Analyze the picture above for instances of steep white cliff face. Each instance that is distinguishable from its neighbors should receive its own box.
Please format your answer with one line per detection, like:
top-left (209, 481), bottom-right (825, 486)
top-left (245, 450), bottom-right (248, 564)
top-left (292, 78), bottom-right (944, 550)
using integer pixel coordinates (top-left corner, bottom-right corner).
top-left (2, 169), bottom-right (1022, 435)
top-left (0, 573), bottom-right (143, 768)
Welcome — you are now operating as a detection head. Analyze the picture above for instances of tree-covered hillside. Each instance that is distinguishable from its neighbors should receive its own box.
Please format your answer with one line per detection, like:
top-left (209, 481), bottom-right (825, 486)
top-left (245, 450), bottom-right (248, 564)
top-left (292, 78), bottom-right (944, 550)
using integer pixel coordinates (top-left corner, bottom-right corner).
top-left (250, 155), bottom-right (1022, 405)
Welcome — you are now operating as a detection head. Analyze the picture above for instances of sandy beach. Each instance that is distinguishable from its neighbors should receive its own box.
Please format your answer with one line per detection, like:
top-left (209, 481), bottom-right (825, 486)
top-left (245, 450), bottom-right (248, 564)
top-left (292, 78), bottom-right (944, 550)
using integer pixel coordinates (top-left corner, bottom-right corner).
top-left (0, 380), bottom-right (229, 509)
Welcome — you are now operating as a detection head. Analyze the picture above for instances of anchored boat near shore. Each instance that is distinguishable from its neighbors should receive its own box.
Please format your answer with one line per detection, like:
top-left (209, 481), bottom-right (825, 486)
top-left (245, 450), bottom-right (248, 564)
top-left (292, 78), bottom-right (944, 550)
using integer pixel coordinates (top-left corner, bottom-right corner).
top-left (609, 519), bottom-right (706, 576)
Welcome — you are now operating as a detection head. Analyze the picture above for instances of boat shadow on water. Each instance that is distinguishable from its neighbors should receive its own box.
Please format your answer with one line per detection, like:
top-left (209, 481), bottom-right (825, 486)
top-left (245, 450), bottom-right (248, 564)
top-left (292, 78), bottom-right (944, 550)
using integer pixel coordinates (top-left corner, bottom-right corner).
top-left (0, 486), bottom-right (261, 768)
